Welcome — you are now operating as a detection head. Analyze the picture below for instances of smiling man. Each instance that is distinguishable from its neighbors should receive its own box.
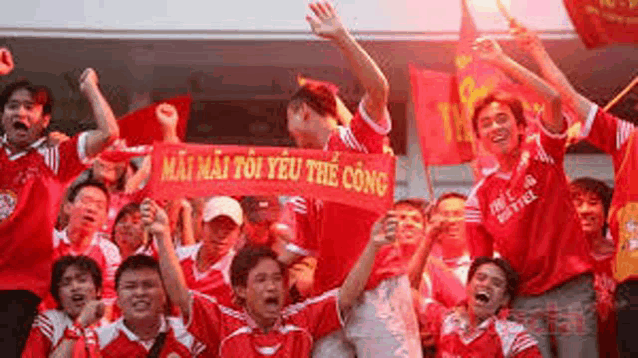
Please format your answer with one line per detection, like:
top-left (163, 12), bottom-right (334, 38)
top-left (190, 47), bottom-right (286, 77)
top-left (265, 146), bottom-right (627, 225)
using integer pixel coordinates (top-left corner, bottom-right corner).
top-left (141, 197), bottom-right (398, 357)
top-left (416, 257), bottom-right (542, 357)
top-left (464, 37), bottom-right (596, 357)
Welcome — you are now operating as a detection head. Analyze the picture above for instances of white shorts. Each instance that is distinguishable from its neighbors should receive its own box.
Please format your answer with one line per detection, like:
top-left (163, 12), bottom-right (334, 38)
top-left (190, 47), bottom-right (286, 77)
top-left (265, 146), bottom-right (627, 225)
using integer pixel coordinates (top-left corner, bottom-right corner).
top-left (312, 275), bottom-right (422, 358)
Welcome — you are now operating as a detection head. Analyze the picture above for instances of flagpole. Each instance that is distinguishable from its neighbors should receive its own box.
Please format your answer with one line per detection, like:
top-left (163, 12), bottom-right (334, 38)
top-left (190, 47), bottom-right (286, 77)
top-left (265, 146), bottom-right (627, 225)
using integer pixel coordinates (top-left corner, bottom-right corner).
top-left (603, 75), bottom-right (638, 112)
top-left (424, 165), bottom-right (436, 202)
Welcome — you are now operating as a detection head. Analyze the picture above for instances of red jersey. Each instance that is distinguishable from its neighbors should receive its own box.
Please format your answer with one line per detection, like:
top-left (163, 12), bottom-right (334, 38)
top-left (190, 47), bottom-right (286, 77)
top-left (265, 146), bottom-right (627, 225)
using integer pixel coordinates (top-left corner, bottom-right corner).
top-left (22, 309), bottom-right (74, 357)
top-left (54, 229), bottom-right (122, 304)
top-left (582, 105), bottom-right (638, 283)
top-left (186, 289), bottom-right (342, 357)
top-left (465, 126), bottom-right (592, 295)
top-left (287, 102), bottom-right (404, 294)
top-left (95, 317), bottom-right (206, 357)
top-left (176, 243), bottom-right (236, 307)
top-left (418, 301), bottom-right (542, 358)
top-left (0, 133), bottom-right (89, 297)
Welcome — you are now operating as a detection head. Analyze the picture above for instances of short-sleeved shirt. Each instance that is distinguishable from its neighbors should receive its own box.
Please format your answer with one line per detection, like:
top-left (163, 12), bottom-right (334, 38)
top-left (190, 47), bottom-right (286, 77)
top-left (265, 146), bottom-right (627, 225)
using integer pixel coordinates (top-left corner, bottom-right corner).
top-left (0, 133), bottom-right (90, 297)
top-left (186, 289), bottom-right (343, 357)
top-left (22, 309), bottom-right (73, 357)
top-left (582, 104), bottom-right (638, 283)
top-left (285, 101), bottom-right (404, 294)
top-left (176, 243), bottom-right (236, 307)
top-left (418, 301), bottom-right (542, 357)
top-left (95, 316), bottom-right (206, 357)
top-left (465, 125), bottom-right (592, 295)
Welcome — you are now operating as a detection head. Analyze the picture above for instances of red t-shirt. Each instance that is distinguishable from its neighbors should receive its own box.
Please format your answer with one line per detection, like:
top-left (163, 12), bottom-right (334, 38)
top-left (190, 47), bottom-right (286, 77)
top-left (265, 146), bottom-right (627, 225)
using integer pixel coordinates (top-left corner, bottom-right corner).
top-left (186, 289), bottom-right (342, 357)
top-left (418, 301), bottom-right (542, 358)
top-left (22, 309), bottom-right (74, 357)
top-left (465, 126), bottom-right (593, 295)
top-left (0, 134), bottom-right (89, 298)
top-left (286, 101), bottom-right (404, 294)
top-left (582, 105), bottom-right (638, 283)
top-left (95, 317), bottom-right (206, 357)
top-left (176, 243), bottom-right (236, 307)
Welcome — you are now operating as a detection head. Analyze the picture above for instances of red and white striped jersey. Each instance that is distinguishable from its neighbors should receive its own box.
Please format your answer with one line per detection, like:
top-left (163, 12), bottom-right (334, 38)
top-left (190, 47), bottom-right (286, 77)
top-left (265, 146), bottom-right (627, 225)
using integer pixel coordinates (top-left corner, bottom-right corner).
top-left (22, 309), bottom-right (74, 357)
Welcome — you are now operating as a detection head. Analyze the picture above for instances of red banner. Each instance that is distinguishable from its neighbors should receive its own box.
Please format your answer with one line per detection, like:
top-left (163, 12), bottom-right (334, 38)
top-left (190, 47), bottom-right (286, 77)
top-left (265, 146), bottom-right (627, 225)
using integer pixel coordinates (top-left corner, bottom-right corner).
top-left (117, 95), bottom-right (191, 146)
top-left (409, 65), bottom-right (475, 165)
top-left (147, 143), bottom-right (396, 213)
top-left (563, 0), bottom-right (638, 49)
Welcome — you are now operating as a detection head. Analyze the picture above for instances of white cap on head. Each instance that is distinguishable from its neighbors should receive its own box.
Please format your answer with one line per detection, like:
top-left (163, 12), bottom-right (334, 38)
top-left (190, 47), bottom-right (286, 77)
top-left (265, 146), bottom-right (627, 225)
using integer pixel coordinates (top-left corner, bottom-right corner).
top-left (202, 196), bottom-right (243, 226)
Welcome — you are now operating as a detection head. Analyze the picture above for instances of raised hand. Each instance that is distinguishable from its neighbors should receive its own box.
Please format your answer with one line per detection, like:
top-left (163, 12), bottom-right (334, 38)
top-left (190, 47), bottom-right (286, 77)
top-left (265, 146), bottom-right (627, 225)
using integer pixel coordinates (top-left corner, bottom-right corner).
top-left (76, 300), bottom-right (105, 328)
top-left (140, 198), bottom-right (170, 237)
top-left (0, 48), bottom-right (14, 76)
top-left (472, 37), bottom-right (505, 63)
top-left (79, 68), bottom-right (99, 96)
top-left (510, 25), bottom-right (543, 55)
top-left (156, 103), bottom-right (179, 130)
top-left (306, 2), bottom-right (347, 40)
top-left (370, 213), bottom-right (399, 248)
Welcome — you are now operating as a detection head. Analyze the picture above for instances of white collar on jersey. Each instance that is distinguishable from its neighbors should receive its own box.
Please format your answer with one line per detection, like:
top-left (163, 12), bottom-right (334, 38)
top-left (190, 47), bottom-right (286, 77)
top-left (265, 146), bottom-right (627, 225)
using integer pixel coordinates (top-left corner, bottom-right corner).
top-left (191, 242), bottom-right (235, 283)
top-left (56, 228), bottom-right (102, 255)
top-left (117, 315), bottom-right (169, 350)
top-left (2, 133), bottom-right (47, 160)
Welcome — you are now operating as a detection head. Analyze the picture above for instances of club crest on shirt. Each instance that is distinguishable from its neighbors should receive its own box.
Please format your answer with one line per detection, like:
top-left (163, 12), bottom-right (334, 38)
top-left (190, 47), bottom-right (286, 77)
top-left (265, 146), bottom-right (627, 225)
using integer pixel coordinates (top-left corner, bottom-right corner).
top-left (0, 189), bottom-right (17, 223)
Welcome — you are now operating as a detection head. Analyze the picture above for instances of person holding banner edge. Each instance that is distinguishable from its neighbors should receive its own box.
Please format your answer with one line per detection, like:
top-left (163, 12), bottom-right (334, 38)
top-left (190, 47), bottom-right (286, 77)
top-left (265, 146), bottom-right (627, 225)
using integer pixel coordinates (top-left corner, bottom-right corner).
top-left (282, 2), bottom-right (421, 357)
top-left (508, 21), bottom-right (637, 358)
top-left (464, 37), bottom-right (597, 357)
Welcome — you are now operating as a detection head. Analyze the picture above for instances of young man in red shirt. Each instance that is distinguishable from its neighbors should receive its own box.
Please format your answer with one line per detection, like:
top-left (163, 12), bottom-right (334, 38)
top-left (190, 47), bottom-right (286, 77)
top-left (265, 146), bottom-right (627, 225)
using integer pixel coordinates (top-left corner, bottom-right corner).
top-left (0, 53), bottom-right (119, 355)
top-left (510, 22), bottom-right (638, 357)
top-left (464, 37), bottom-right (596, 357)
top-left (175, 196), bottom-right (244, 306)
top-left (416, 257), bottom-right (542, 357)
top-left (281, 3), bottom-right (420, 356)
top-left (140, 197), bottom-right (400, 358)
top-left (22, 255), bottom-right (104, 358)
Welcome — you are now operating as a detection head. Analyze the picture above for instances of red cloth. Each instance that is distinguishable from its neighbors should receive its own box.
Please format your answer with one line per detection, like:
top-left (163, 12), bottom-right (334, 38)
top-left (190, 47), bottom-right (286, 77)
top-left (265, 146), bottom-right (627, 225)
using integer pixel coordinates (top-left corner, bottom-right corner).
top-left (22, 310), bottom-right (74, 358)
top-left (175, 244), bottom-right (236, 307)
top-left (117, 96), bottom-right (191, 146)
top-left (591, 251), bottom-right (618, 358)
top-left (465, 126), bottom-right (593, 296)
top-left (563, 0), bottom-right (638, 48)
top-left (94, 317), bottom-right (205, 358)
top-left (286, 102), bottom-right (405, 294)
top-left (187, 289), bottom-right (342, 357)
top-left (0, 134), bottom-right (88, 298)
top-left (582, 106), bottom-right (638, 283)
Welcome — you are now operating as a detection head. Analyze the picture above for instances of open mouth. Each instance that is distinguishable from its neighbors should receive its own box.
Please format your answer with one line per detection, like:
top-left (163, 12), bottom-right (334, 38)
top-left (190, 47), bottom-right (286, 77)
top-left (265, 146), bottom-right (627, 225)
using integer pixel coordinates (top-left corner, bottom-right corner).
top-left (474, 291), bottom-right (491, 305)
top-left (490, 133), bottom-right (508, 144)
top-left (132, 301), bottom-right (151, 311)
top-left (13, 121), bottom-right (28, 131)
top-left (71, 293), bottom-right (86, 304)
top-left (82, 215), bottom-right (96, 224)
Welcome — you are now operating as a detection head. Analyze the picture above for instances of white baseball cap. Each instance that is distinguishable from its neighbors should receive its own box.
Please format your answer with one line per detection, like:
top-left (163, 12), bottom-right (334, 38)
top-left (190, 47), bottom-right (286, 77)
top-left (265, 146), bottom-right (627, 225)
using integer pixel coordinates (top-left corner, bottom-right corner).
top-left (202, 196), bottom-right (243, 226)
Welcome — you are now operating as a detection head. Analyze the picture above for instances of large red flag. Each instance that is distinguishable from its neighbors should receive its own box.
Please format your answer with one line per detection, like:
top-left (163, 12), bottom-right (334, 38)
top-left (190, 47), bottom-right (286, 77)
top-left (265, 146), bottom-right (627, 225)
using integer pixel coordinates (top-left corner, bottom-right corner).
top-left (409, 65), bottom-right (474, 165)
top-left (117, 95), bottom-right (192, 146)
top-left (563, 0), bottom-right (638, 49)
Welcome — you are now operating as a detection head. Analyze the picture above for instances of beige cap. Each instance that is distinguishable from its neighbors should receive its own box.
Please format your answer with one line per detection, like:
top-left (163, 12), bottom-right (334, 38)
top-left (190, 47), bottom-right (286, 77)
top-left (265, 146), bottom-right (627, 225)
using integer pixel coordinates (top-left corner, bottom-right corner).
top-left (202, 196), bottom-right (243, 226)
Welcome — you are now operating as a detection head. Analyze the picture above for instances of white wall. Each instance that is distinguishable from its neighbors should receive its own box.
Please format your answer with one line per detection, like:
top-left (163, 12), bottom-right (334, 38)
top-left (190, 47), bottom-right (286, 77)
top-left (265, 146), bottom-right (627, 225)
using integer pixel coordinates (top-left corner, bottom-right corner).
top-left (0, 0), bottom-right (575, 39)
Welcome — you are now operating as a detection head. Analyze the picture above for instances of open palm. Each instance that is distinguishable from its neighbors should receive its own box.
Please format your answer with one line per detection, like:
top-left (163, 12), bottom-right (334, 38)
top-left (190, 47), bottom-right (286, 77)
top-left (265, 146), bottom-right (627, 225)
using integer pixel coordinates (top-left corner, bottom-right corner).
top-left (306, 2), bottom-right (345, 39)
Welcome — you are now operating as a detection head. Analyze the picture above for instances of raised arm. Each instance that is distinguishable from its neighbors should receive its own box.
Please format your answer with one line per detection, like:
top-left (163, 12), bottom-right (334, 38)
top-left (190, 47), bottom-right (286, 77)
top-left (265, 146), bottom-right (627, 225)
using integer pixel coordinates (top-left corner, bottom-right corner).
top-left (338, 214), bottom-right (396, 314)
top-left (474, 37), bottom-right (564, 134)
top-left (79, 68), bottom-right (120, 158)
top-left (140, 198), bottom-right (191, 318)
top-left (407, 214), bottom-right (447, 289)
top-left (306, 2), bottom-right (389, 122)
top-left (510, 24), bottom-right (593, 122)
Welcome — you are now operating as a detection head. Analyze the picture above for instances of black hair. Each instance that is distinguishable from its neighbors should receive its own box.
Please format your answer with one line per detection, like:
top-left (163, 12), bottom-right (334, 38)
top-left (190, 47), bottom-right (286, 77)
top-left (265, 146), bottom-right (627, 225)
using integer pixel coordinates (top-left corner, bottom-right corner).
top-left (67, 179), bottom-right (111, 208)
top-left (570, 177), bottom-right (613, 235)
top-left (50, 255), bottom-right (103, 308)
top-left (0, 79), bottom-right (54, 116)
top-left (111, 201), bottom-right (141, 240)
top-left (393, 198), bottom-right (430, 220)
top-left (471, 91), bottom-right (527, 138)
top-left (115, 254), bottom-right (161, 290)
top-left (288, 83), bottom-right (338, 119)
top-left (230, 246), bottom-right (286, 305)
top-left (467, 257), bottom-right (519, 302)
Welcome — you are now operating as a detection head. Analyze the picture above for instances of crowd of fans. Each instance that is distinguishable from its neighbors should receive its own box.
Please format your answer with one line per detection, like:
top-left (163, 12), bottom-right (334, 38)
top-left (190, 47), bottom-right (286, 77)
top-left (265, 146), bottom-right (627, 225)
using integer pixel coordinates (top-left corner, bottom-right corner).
top-left (0, 2), bottom-right (635, 357)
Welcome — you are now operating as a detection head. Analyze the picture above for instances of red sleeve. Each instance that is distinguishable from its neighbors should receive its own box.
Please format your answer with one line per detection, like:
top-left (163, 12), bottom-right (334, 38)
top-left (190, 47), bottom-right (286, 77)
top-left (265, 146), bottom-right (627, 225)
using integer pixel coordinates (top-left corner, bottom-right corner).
top-left (511, 330), bottom-right (543, 358)
top-left (347, 101), bottom-right (392, 154)
top-left (537, 122), bottom-right (568, 165)
top-left (283, 197), bottom-right (318, 256)
top-left (582, 104), bottom-right (635, 167)
top-left (413, 297), bottom-right (447, 348)
top-left (186, 292), bottom-right (222, 352)
top-left (56, 132), bottom-right (91, 184)
top-left (286, 289), bottom-right (342, 340)
top-left (465, 190), bottom-right (494, 258)
top-left (21, 327), bottom-right (52, 358)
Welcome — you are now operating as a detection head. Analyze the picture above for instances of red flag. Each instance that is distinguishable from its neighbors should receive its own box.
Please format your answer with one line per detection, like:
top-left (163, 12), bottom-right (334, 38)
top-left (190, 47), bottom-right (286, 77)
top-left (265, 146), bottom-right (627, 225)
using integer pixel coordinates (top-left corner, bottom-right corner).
top-left (117, 95), bottom-right (191, 146)
top-left (563, 0), bottom-right (638, 49)
top-left (409, 65), bottom-right (474, 165)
